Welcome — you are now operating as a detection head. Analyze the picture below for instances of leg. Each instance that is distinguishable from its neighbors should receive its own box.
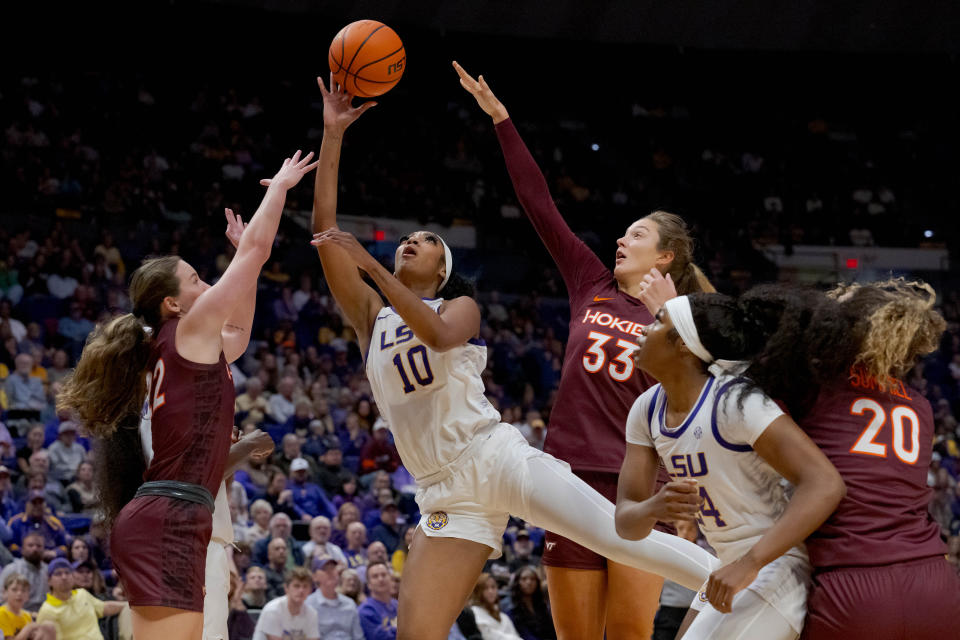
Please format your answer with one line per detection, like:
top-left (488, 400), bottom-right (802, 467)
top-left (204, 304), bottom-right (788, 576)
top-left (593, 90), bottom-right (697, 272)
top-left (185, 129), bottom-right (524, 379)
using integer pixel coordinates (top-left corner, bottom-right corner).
top-left (514, 457), bottom-right (716, 590)
top-left (202, 543), bottom-right (230, 640)
top-left (397, 528), bottom-right (492, 640)
top-left (131, 606), bottom-right (203, 640)
top-left (605, 561), bottom-right (664, 640)
top-left (680, 590), bottom-right (797, 640)
top-left (543, 566), bottom-right (607, 640)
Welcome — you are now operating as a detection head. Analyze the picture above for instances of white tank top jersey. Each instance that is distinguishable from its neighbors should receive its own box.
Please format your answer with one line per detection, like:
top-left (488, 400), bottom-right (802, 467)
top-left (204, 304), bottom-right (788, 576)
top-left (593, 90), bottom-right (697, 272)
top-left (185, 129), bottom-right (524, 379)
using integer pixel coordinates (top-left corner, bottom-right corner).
top-left (625, 374), bottom-right (807, 568)
top-left (365, 298), bottom-right (501, 481)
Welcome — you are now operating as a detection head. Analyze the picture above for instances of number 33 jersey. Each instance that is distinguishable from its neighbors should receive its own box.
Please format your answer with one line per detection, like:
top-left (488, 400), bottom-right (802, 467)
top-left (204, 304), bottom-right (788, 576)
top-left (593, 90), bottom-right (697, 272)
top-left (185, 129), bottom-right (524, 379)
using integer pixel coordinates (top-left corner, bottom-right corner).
top-left (625, 374), bottom-right (807, 568)
top-left (365, 298), bottom-right (501, 481)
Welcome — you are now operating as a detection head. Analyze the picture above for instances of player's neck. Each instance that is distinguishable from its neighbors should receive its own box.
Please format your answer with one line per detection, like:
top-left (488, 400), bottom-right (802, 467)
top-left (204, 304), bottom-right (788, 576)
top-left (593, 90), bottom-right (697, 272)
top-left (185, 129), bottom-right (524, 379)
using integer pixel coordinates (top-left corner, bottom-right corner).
top-left (659, 369), bottom-right (710, 418)
top-left (617, 278), bottom-right (645, 300)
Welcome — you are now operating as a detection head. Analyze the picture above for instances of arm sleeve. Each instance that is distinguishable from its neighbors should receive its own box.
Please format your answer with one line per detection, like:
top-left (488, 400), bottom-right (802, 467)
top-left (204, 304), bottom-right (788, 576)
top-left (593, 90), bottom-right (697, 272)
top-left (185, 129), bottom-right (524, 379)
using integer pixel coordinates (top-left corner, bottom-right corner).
top-left (625, 388), bottom-right (658, 447)
top-left (717, 385), bottom-right (785, 445)
top-left (494, 118), bottom-right (609, 302)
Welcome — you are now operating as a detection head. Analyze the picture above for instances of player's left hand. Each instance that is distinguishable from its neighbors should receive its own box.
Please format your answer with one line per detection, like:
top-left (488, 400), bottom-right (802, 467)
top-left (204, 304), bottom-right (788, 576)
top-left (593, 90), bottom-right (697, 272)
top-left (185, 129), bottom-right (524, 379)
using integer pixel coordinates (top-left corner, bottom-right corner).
top-left (311, 230), bottom-right (378, 271)
top-left (638, 268), bottom-right (677, 317)
top-left (224, 208), bottom-right (247, 249)
top-left (258, 150), bottom-right (319, 191)
top-left (705, 555), bottom-right (761, 614)
top-left (244, 429), bottom-right (276, 459)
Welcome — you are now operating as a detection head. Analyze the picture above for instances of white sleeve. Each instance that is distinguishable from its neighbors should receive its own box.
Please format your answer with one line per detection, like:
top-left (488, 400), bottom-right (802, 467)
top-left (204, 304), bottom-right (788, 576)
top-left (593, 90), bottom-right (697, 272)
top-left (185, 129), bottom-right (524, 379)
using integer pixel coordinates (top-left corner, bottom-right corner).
top-left (625, 386), bottom-right (659, 447)
top-left (717, 384), bottom-right (784, 446)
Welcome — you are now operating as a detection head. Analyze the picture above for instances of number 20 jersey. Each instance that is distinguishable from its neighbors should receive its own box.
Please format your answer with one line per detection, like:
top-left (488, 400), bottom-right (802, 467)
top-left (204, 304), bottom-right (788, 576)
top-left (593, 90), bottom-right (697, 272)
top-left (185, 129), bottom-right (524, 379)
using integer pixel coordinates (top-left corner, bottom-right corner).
top-left (799, 372), bottom-right (945, 569)
top-left (365, 298), bottom-right (501, 481)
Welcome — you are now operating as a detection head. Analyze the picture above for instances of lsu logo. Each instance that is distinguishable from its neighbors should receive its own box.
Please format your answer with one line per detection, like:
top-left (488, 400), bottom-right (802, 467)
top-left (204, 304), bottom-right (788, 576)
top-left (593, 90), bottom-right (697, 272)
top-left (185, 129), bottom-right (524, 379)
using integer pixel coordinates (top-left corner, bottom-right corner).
top-left (698, 591), bottom-right (709, 603)
top-left (426, 511), bottom-right (449, 531)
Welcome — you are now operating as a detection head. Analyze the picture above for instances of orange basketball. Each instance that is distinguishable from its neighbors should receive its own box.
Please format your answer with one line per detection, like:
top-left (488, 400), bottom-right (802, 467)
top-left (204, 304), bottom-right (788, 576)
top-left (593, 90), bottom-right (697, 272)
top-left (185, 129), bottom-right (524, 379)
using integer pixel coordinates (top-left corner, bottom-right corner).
top-left (329, 20), bottom-right (406, 98)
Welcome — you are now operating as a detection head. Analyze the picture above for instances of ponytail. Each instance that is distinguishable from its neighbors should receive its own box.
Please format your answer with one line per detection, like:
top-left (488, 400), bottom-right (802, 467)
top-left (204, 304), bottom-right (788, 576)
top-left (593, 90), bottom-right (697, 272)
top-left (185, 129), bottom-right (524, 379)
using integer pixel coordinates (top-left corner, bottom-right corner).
top-left (643, 211), bottom-right (714, 295)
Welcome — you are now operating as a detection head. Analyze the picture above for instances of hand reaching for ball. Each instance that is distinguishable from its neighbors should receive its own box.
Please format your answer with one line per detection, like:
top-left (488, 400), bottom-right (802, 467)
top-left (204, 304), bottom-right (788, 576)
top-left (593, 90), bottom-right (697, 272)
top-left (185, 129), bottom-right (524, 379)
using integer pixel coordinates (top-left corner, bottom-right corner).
top-left (319, 73), bottom-right (377, 134)
top-left (453, 61), bottom-right (510, 124)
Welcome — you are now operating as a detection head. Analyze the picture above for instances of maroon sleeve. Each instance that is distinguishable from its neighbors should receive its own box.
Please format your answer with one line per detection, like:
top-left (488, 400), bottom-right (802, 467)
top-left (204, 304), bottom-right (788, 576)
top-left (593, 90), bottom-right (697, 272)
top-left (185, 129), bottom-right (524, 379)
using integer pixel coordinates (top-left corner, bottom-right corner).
top-left (495, 118), bottom-right (610, 304)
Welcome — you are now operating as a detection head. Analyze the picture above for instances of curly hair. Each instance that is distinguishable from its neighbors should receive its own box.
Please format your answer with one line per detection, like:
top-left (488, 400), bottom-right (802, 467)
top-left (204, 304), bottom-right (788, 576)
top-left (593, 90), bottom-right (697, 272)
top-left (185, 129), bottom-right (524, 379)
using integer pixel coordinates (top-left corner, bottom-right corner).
top-left (828, 278), bottom-right (945, 379)
top-left (437, 271), bottom-right (476, 300)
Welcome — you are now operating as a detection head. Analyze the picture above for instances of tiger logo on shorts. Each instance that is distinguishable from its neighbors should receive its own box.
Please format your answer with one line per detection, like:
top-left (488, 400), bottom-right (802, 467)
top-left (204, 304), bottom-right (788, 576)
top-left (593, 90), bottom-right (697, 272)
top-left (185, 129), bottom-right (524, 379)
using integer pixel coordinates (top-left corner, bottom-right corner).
top-left (698, 590), bottom-right (709, 603)
top-left (426, 511), bottom-right (449, 530)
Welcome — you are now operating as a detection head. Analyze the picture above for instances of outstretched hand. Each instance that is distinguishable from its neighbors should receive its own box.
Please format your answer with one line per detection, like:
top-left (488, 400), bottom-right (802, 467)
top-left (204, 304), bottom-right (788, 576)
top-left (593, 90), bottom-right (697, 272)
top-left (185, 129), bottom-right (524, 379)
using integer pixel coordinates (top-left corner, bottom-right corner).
top-left (311, 229), bottom-right (379, 272)
top-left (258, 150), bottom-right (319, 190)
top-left (452, 61), bottom-right (509, 124)
top-left (224, 208), bottom-right (247, 249)
top-left (319, 73), bottom-right (377, 132)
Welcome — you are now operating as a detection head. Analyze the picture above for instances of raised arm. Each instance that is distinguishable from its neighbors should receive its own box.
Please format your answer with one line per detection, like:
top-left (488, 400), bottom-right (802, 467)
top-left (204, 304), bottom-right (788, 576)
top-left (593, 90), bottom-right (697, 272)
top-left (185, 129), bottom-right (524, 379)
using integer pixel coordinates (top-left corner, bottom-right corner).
top-left (705, 415), bottom-right (845, 613)
top-left (220, 208), bottom-right (257, 363)
top-left (454, 61), bottom-right (608, 298)
top-left (310, 75), bottom-right (383, 352)
top-left (312, 230), bottom-right (480, 352)
top-left (178, 152), bottom-right (318, 364)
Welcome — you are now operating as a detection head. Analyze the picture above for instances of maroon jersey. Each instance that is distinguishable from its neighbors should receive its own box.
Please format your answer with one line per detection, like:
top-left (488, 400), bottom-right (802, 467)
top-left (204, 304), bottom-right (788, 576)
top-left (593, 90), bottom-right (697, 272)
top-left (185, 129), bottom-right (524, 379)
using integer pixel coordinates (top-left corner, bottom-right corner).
top-left (800, 368), bottom-right (945, 569)
top-left (497, 119), bottom-right (657, 473)
top-left (143, 318), bottom-right (235, 496)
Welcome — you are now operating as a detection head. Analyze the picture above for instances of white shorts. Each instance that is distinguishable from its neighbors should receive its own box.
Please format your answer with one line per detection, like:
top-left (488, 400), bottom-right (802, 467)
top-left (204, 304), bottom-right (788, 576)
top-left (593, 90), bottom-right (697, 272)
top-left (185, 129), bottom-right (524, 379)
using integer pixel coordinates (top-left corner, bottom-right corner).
top-left (202, 541), bottom-right (231, 640)
top-left (690, 551), bottom-right (811, 635)
top-left (416, 422), bottom-right (560, 558)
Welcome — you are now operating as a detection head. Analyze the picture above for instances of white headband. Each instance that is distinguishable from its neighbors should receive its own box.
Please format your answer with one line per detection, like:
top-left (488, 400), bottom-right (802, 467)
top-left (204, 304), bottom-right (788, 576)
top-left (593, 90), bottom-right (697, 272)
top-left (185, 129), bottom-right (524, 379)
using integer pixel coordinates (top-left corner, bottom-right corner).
top-left (438, 236), bottom-right (453, 291)
top-left (662, 295), bottom-right (749, 377)
top-left (663, 296), bottom-right (714, 363)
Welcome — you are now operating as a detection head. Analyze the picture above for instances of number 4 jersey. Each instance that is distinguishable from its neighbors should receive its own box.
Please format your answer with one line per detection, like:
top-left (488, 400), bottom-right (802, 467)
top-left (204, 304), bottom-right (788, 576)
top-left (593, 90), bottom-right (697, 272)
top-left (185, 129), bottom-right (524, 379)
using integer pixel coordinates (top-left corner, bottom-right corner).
top-left (365, 299), bottom-right (501, 481)
top-left (799, 370), bottom-right (945, 569)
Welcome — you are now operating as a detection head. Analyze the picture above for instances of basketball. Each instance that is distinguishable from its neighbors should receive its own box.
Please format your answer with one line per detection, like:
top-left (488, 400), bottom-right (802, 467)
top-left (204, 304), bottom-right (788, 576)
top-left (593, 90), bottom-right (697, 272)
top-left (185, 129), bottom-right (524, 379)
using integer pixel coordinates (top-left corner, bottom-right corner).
top-left (329, 20), bottom-right (406, 98)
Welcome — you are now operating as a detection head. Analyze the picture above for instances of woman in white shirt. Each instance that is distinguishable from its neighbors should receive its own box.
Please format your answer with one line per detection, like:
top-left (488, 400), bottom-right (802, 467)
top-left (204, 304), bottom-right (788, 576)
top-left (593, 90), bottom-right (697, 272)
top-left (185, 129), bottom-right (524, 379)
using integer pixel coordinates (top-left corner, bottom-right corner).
top-left (470, 573), bottom-right (522, 640)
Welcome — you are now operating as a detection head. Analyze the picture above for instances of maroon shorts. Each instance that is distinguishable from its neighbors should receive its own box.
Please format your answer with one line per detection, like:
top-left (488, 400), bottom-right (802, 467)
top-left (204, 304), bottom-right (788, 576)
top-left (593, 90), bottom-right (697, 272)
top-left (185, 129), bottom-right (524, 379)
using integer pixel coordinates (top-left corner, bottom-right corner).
top-left (541, 470), bottom-right (675, 570)
top-left (801, 555), bottom-right (960, 640)
top-left (111, 495), bottom-right (212, 611)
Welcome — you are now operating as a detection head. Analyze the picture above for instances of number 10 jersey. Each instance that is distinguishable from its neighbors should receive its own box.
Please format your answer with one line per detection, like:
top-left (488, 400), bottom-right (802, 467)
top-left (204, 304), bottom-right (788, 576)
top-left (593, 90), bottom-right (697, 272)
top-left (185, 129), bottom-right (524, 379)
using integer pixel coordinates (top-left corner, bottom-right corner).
top-left (365, 298), bottom-right (501, 482)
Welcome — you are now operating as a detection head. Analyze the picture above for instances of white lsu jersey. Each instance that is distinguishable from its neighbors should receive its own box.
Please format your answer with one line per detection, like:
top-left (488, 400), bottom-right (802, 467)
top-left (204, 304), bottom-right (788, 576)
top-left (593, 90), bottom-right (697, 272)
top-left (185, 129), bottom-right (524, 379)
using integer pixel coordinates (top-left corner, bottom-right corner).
top-left (626, 374), bottom-right (812, 632)
top-left (365, 298), bottom-right (501, 481)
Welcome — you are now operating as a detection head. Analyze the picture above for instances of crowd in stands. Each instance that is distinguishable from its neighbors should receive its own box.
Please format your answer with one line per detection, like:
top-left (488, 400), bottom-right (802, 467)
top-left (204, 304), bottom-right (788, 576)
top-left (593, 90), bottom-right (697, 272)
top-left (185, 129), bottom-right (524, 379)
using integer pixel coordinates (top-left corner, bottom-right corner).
top-left (1, 66), bottom-right (959, 640)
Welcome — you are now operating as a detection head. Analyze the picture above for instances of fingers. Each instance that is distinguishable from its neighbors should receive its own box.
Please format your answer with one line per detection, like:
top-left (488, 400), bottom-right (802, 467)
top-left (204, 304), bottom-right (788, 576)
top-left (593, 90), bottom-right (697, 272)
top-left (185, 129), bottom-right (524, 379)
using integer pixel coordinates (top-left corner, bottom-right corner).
top-left (291, 149), bottom-right (302, 163)
top-left (294, 151), bottom-right (315, 167)
top-left (260, 179), bottom-right (272, 187)
top-left (705, 576), bottom-right (732, 614)
top-left (301, 159), bottom-right (320, 175)
top-left (224, 207), bottom-right (234, 222)
top-left (452, 60), bottom-right (473, 82)
top-left (355, 101), bottom-right (378, 116)
top-left (318, 75), bottom-right (329, 95)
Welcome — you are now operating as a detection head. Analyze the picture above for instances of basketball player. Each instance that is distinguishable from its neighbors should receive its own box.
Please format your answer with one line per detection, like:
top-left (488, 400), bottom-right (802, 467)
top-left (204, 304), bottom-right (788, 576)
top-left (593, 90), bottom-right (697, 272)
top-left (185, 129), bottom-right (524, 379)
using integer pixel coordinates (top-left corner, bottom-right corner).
top-left (744, 279), bottom-right (960, 639)
top-left (617, 293), bottom-right (845, 640)
top-left (306, 75), bottom-right (718, 640)
top-left (454, 61), bottom-right (714, 639)
top-left (57, 151), bottom-right (319, 640)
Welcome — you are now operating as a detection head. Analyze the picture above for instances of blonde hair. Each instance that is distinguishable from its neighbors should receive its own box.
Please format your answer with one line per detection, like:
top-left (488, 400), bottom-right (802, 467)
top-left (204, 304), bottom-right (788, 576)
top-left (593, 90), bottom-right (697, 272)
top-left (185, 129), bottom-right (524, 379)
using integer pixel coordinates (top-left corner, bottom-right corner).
top-left (643, 210), bottom-right (715, 294)
top-left (829, 277), bottom-right (945, 379)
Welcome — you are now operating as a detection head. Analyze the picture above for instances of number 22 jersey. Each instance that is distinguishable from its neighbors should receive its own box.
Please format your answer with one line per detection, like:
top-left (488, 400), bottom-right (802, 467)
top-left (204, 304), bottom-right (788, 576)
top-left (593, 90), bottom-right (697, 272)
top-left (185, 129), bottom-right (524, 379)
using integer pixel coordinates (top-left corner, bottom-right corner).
top-left (365, 298), bottom-right (501, 482)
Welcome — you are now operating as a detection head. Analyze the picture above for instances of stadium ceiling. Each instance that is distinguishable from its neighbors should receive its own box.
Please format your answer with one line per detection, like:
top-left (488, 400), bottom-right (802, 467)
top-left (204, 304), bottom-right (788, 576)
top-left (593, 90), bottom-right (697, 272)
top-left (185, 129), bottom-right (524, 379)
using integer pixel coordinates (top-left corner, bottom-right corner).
top-left (208, 0), bottom-right (959, 53)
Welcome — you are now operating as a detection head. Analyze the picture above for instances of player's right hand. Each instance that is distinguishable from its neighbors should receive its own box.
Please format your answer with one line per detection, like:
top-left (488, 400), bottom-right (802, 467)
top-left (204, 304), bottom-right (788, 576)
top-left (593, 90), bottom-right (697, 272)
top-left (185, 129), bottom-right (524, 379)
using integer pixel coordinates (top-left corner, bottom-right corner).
top-left (245, 429), bottom-right (276, 459)
top-left (318, 72), bottom-right (377, 132)
top-left (453, 61), bottom-right (510, 124)
top-left (259, 150), bottom-right (319, 191)
top-left (645, 479), bottom-right (701, 522)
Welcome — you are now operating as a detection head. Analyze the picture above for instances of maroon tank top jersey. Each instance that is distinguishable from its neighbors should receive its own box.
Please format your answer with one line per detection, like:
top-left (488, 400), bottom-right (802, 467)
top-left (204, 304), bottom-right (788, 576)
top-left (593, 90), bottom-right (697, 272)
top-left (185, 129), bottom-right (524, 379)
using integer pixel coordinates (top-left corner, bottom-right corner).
top-left (800, 368), bottom-right (945, 569)
top-left (143, 318), bottom-right (235, 495)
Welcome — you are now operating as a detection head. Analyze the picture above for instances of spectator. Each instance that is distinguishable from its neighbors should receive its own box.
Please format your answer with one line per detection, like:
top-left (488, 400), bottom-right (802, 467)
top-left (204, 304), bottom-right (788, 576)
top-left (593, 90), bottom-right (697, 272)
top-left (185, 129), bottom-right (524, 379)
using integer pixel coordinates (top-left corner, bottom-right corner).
top-left (359, 420), bottom-right (400, 475)
top-left (331, 502), bottom-right (361, 550)
top-left (15, 424), bottom-right (45, 477)
top-left (316, 437), bottom-right (354, 498)
top-left (273, 434), bottom-right (318, 477)
top-left (236, 377), bottom-right (269, 425)
top-left (46, 421), bottom-right (85, 484)
top-left (305, 554), bottom-right (364, 640)
top-left (251, 567), bottom-right (319, 640)
top-left (390, 526), bottom-right (416, 577)
top-left (358, 542), bottom-right (389, 586)
top-left (262, 538), bottom-right (291, 601)
top-left (288, 457), bottom-right (336, 520)
top-left (36, 558), bottom-right (126, 640)
top-left (252, 513), bottom-right (304, 569)
top-left (333, 475), bottom-right (367, 513)
top-left (506, 530), bottom-right (540, 573)
top-left (17, 455), bottom-right (67, 513)
top-left (45, 350), bottom-right (72, 386)
top-left (285, 400), bottom-right (315, 437)
top-left (4, 354), bottom-right (45, 413)
top-left (338, 569), bottom-right (365, 607)
top-left (470, 573), bottom-right (522, 640)
top-left (244, 499), bottom-right (274, 544)
top-left (71, 559), bottom-right (108, 600)
top-left (227, 571), bottom-right (257, 640)
top-left (357, 562), bottom-right (398, 640)
top-left (65, 461), bottom-right (98, 514)
top-left (235, 454), bottom-right (272, 499)
top-left (0, 465), bottom-right (17, 522)
top-left (0, 531), bottom-right (49, 611)
top-left (55, 302), bottom-right (94, 360)
top-left (506, 567), bottom-right (555, 640)
top-left (369, 501), bottom-right (403, 555)
top-left (301, 516), bottom-right (347, 565)
top-left (342, 522), bottom-right (368, 570)
top-left (267, 376), bottom-right (299, 425)
top-left (6, 490), bottom-right (68, 560)
top-left (0, 572), bottom-right (55, 640)
top-left (338, 412), bottom-right (370, 465)
top-left (0, 301), bottom-right (26, 343)
top-left (66, 538), bottom-right (91, 566)
top-left (263, 469), bottom-right (302, 523)
top-left (242, 566), bottom-right (269, 610)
